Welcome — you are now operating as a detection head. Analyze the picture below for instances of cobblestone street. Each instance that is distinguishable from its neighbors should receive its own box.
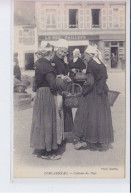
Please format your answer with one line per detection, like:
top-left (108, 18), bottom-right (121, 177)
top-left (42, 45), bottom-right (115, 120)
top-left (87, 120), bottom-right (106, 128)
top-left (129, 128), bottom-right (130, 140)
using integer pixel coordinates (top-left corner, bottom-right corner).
top-left (13, 71), bottom-right (126, 178)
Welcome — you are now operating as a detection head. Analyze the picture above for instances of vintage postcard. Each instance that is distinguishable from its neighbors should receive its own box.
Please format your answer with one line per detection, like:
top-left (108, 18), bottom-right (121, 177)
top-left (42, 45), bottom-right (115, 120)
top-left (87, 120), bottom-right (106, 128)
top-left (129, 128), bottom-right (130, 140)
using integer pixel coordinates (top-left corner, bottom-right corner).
top-left (13, 0), bottom-right (128, 178)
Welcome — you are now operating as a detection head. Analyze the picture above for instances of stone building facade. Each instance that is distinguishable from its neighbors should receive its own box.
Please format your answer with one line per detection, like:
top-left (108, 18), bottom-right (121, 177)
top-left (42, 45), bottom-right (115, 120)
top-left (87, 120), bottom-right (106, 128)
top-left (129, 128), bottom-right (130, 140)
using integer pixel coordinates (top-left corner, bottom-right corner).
top-left (14, 1), bottom-right (126, 70)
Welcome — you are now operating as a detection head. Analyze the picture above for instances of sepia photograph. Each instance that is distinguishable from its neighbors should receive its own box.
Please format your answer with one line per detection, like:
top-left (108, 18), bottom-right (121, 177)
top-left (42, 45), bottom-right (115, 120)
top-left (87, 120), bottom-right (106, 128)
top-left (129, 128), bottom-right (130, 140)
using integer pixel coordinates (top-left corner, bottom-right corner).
top-left (13, 0), bottom-right (127, 178)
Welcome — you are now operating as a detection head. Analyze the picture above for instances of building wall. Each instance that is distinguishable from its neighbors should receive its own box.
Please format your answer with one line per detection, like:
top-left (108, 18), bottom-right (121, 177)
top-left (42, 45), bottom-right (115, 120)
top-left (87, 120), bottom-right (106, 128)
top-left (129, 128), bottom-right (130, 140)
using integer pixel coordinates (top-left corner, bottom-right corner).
top-left (35, 1), bottom-right (126, 69)
top-left (35, 1), bottom-right (125, 31)
top-left (14, 26), bottom-right (38, 69)
top-left (14, 1), bottom-right (126, 69)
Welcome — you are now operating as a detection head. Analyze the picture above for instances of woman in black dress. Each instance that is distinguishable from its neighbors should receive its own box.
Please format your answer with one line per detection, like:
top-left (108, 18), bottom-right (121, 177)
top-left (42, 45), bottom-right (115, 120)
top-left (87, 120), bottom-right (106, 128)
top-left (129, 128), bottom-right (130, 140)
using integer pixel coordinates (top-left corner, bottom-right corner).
top-left (69, 48), bottom-right (86, 72)
top-left (30, 45), bottom-right (67, 160)
top-left (72, 45), bottom-right (114, 151)
top-left (68, 49), bottom-right (86, 86)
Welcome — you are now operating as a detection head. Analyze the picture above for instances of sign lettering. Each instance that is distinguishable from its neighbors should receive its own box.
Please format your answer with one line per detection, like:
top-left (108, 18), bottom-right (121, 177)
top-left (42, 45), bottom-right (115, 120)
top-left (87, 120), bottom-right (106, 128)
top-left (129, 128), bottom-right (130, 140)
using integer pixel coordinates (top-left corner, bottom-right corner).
top-left (39, 35), bottom-right (99, 41)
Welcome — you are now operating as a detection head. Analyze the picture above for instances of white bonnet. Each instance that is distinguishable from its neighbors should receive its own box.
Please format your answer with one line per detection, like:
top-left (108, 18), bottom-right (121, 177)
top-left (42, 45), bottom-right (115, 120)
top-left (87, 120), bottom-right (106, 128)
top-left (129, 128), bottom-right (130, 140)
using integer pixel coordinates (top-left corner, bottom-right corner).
top-left (56, 39), bottom-right (68, 49)
top-left (85, 45), bottom-right (97, 55)
top-left (38, 42), bottom-right (53, 54)
top-left (73, 48), bottom-right (80, 54)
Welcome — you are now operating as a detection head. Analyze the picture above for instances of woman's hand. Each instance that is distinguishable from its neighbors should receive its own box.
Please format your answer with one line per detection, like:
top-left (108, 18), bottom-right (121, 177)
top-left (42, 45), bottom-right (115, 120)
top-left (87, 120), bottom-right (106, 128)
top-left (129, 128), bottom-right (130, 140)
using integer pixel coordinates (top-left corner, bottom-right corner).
top-left (57, 74), bottom-right (72, 82)
top-left (72, 69), bottom-right (76, 73)
top-left (62, 75), bottom-right (72, 82)
top-left (83, 69), bottom-right (86, 73)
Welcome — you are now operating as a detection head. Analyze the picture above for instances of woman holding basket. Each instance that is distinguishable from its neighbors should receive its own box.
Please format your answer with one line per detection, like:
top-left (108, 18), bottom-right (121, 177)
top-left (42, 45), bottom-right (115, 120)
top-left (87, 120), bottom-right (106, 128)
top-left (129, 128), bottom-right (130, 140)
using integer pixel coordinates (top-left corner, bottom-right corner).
top-left (72, 45), bottom-right (114, 151)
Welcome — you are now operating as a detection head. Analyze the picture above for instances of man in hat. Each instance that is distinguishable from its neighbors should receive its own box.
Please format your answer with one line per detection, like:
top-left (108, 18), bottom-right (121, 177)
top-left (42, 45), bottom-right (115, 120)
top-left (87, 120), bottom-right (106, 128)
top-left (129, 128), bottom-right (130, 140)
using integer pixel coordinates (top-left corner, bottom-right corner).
top-left (52, 39), bottom-right (73, 136)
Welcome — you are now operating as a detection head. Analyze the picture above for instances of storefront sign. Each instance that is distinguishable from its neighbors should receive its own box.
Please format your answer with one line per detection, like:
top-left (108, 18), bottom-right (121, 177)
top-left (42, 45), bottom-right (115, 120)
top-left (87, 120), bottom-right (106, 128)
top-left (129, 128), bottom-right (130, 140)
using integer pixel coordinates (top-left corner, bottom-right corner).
top-left (39, 35), bottom-right (99, 41)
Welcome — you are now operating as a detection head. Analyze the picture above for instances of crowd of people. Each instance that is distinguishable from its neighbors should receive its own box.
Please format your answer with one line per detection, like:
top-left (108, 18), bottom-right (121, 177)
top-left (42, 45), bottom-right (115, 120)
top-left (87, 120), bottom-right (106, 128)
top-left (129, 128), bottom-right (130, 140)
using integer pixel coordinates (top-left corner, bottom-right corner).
top-left (15, 39), bottom-right (114, 160)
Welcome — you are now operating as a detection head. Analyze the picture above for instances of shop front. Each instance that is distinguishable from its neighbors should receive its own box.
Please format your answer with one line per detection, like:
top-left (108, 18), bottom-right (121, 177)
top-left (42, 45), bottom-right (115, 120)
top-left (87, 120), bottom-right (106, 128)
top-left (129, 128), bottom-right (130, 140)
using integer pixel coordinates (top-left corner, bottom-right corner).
top-left (100, 34), bottom-right (126, 69)
top-left (38, 34), bottom-right (99, 61)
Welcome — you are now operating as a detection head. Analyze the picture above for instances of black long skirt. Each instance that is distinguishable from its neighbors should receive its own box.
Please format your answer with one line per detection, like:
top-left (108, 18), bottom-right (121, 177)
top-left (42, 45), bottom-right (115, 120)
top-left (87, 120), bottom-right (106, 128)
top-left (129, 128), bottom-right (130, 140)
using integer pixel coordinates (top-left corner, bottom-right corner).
top-left (72, 87), bottom-right (114, 144)
top-left (30, 87), bottom-right (58, 151)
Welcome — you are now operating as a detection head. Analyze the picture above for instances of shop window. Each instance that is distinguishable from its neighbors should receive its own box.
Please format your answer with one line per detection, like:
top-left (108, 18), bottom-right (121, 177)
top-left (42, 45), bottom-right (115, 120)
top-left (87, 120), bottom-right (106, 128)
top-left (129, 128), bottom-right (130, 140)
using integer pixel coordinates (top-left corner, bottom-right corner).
top-left (105, 42), bottom-right (110, 47)
top-left (92, 9), bottom-right (100, 28)
top-left (69, 9), bottom-right (78, 28)
top-left (119, 41), bottom-right (124, 47)
top-left (46, 9), bottom-right (56, 29)
top-left (111, 41), bottom-right (118, 46)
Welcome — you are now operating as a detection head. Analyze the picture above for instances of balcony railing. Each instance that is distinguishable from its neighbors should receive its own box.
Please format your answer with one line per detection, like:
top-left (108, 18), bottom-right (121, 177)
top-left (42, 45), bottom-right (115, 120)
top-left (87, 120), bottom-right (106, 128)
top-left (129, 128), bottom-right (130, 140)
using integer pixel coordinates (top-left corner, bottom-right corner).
top-left (92, 24), bottom-right (101, 28)
top-left (69, 24), bottom-right (78, 28)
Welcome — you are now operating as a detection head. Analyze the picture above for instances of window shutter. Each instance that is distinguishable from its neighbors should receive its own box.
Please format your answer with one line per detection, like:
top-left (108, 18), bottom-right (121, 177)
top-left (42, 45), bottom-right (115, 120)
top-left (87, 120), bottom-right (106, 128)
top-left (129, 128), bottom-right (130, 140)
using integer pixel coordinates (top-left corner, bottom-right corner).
top-left (78, 9), bottom-right (84, 29)
top-left (56, 9), bottom-right (62, 29)
top-left (85, 9), bottom-right (91, 29)
top-left (108, 8), bottom-right (113, 29)
top-left (101, 8), bottom-right (107, 29)
top-left (63, 9), bottom-right (68, 29)
top-left (40, 7), bottom-right (46, 29)
top-left (113, 8), bottom-right (120, 28)
top-left (119, 8), bottom-right (125, 29)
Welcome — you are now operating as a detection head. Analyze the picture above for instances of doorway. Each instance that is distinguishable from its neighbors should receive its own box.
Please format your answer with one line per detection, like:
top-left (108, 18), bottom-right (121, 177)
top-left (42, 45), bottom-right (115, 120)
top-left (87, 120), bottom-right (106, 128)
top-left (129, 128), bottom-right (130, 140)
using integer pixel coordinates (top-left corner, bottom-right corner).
top-left (25, 53), bottom-right (34, 70)
top-left (111, 47), bottom-right (118, 68)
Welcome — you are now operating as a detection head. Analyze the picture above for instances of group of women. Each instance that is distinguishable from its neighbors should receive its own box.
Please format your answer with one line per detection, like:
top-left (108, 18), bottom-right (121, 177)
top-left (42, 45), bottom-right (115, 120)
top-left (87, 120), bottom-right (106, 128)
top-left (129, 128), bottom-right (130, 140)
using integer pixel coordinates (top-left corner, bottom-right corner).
top-left (30, 39), bottom-right (114, 160)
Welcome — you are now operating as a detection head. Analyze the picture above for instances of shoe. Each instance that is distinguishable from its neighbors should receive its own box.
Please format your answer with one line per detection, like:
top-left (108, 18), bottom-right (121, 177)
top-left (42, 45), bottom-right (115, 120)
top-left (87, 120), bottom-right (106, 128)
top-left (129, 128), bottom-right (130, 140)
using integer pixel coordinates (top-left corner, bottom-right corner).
top-left (50, 154), bottom-right (61, 160)
top-left (36, 150), bottom-right (46, 157)
top-left (41, 155), bottom-right (50, 159)
top-left (74, 142), bottom-right (87, 150)
top-left (41, 154), bottom-right (61, 160)
top-left (97, 144), bottom-right (109, 152)
top-left (89, 143), bottom-right (97, 151)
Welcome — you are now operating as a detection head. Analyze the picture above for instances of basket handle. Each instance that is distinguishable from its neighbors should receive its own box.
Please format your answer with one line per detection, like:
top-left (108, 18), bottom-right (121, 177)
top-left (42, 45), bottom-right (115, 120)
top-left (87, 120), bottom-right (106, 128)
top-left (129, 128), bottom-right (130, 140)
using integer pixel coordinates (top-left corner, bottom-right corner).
top-left (67, 83), bottom-right (82, 95)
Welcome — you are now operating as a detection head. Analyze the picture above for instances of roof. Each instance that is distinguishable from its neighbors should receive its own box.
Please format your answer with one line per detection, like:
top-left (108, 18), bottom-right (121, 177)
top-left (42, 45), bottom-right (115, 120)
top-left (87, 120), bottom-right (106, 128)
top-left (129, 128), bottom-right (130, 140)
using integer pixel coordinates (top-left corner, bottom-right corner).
top-left (14, 1), bottom-right (35, 26)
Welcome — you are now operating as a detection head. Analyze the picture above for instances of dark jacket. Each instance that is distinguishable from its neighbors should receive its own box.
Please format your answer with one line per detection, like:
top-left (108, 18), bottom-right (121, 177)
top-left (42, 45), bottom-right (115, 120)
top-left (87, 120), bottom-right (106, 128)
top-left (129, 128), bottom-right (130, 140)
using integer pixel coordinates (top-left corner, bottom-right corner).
top-left (68, 57), bottom-right (86, 70)
top-left (82, 59), bottom-right (109, 96)
top-left (52, 55), bottom-right (70, 75)
top-left (34, 57), bottom-right (67, 93)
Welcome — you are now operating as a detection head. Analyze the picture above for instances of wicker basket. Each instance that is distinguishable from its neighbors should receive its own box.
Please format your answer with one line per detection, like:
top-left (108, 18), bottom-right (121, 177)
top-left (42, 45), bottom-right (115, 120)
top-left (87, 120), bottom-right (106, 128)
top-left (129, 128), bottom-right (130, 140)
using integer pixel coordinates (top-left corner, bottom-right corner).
top-left (63, 83), bottom-right (82, 108)
top-left (108, 90), bottom-right (120, 106)
top-left (74, 71), bottom-right (87, 81)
